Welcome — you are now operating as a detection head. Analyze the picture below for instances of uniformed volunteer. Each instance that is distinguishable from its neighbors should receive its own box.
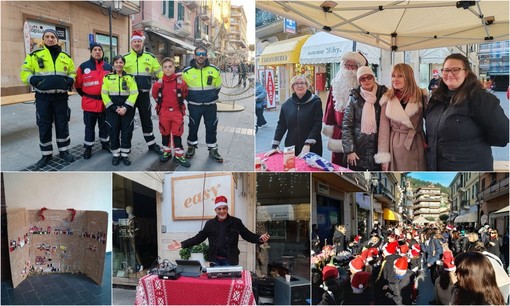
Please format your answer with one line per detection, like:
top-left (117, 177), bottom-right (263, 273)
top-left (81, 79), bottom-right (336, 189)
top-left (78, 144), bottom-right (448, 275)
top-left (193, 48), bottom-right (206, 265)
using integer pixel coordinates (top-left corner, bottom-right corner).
top-left (101, 55), bottom-right (138, 166)
top-left (123, 31), bottom-right (163, 155)
top-left (182, 46), bottom-right (223, 162)
top-left (20, 28), bottom-right (76, 168)
top-left (75, 42), bottom-right (112, 160)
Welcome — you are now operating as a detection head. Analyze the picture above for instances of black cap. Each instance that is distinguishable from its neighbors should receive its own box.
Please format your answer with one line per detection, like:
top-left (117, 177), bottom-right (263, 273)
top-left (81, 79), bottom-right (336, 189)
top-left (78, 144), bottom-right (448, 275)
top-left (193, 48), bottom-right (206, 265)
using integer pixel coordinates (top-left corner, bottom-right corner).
top-left (89, 41), bottom-right (104, 53)
top-left (42, 29), bottom-right (59, 40)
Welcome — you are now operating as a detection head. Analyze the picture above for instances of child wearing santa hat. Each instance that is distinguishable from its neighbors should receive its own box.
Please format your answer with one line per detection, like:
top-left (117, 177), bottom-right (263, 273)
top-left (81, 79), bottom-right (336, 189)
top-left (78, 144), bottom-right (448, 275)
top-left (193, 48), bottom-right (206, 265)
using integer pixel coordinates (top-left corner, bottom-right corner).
top-left (318, 265), bottom-right (351, 305)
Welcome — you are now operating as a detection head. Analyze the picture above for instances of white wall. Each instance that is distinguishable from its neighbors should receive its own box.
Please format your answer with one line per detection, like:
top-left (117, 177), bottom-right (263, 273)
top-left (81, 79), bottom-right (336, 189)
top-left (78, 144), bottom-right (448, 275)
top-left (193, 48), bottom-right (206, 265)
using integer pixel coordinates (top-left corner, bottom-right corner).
top-left (158, 172), bottom-right (257, 270)
top-left (3, 173), bottom-right (112, 252)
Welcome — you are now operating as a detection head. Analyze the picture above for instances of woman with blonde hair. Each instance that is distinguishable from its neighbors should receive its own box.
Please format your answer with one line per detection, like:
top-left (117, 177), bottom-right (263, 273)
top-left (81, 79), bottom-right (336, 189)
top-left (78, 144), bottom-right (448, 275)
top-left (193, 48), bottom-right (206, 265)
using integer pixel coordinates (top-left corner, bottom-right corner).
top-left (265, 75), bottom-right (323, 157)
top-left (451, 251), bottom-right (505, 305)
top-left (374, 63), bottom-right (427, 171)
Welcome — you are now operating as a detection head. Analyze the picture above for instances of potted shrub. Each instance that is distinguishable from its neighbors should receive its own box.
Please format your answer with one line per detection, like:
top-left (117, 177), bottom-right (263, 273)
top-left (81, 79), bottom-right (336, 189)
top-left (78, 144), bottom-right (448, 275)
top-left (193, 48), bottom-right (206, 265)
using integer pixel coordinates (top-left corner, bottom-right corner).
top-left (179, 242), bottom-right (209, 266)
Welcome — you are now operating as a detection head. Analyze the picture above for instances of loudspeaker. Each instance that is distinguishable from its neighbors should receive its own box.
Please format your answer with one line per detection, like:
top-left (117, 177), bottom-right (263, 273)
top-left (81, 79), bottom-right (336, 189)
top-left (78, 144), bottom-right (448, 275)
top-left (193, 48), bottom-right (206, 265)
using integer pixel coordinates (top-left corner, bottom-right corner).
top-left (273, 275), bottom-right (310, 305)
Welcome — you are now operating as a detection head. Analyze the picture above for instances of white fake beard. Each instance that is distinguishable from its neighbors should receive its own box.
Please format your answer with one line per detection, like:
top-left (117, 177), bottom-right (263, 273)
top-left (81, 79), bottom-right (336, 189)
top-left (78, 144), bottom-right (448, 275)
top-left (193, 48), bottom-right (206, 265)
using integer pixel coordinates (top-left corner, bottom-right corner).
top-left (331, 69), bottom-right (358, 112)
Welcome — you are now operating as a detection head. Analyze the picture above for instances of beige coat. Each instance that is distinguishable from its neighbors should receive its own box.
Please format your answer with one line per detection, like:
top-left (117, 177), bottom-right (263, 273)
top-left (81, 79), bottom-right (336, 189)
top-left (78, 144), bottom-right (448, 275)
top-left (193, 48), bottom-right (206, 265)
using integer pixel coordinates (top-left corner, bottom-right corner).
top-left (374, 89), bottom-right (427, 171)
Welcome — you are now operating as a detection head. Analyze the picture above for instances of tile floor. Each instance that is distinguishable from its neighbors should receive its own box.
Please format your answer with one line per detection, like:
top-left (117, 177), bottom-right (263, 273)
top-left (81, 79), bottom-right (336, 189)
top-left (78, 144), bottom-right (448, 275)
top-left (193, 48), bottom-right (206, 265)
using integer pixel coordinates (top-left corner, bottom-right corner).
top-left (1, 252), bottom-right (112, 305)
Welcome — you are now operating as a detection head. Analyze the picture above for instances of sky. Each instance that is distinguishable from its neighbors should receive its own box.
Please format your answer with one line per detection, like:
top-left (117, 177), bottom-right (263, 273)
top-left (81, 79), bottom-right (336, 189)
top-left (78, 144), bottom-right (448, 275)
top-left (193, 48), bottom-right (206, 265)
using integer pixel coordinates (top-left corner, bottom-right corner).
top-left (407, 172), bottom-right (458, 187)
top-left (231, 0), bottom-right (255, 44)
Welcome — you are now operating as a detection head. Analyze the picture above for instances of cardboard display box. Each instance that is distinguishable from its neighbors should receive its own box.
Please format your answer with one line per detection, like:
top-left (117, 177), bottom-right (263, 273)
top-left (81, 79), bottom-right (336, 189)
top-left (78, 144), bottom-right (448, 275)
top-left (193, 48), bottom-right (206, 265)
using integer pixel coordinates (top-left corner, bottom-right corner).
top-left (7, 208), bottom-right (108, 288)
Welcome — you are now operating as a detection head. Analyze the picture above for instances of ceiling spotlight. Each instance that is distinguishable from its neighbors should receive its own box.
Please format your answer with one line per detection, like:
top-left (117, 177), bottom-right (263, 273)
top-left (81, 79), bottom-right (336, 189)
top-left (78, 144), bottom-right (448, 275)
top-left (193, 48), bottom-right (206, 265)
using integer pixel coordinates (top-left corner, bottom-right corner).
top-left (320, 1), bottom-right (337, 13)
top-left (323, 26), bottom-right (332, 32)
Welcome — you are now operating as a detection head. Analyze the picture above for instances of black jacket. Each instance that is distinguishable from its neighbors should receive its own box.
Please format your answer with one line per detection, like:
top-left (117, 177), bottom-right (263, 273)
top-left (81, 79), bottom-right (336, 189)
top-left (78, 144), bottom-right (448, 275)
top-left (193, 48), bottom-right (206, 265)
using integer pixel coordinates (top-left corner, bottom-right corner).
top-left (425, 88), bottom-right (509, 170)
top-left (332, 230), bottom-right (346, 253)
top-left (272, 91), bottom-right (323, 156)
top-left (385, 270), bottom-right (415, 305)
top-left (181, 214), bottom-right (261, 265)
top-left (342, 85), bottom-right (387, 170)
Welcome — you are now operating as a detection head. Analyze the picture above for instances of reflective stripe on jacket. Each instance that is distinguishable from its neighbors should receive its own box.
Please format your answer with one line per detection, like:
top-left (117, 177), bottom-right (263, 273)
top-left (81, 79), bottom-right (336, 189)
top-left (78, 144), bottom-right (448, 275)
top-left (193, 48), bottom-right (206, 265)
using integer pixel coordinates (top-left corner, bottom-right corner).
top-left (20, 46), bottom-right (75, 93)
top-left (76, 58), bottom-right (112, 112)
top-left (123, 49), bottom-right (163, 91)
top-left (101, 72), bottom-right (138, 109)
top-left (182, 59), bottom-right (222, 105)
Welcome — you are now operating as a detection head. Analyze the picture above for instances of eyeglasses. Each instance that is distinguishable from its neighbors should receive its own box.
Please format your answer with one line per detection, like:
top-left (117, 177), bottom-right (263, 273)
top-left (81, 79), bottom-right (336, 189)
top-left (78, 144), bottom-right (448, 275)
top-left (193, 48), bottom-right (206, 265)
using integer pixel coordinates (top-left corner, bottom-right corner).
top-left (359, 75), bottom-right (374, 82)
top-left (441, 67), bottom-right (465, 75)
top-left (195, 52), bottom-right (207, 57)
top-left (293, 82), bottom-right (307, 87)
top-left (344, 64), bottom-right (358, 69)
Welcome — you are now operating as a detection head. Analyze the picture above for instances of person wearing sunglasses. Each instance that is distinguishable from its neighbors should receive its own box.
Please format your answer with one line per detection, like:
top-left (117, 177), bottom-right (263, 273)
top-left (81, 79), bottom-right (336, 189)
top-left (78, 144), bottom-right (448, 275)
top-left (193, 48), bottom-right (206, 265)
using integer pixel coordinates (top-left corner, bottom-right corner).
top-left (341, 66), bottom-right (387, 170)
top-left (182, 46), bottom-right (224, 162)
top-left (375, 63), bottom-right (428, 171)
top-left (425, 53), bottom-right (509, 171)
top-left (265, 75), bottom-right (323, 158)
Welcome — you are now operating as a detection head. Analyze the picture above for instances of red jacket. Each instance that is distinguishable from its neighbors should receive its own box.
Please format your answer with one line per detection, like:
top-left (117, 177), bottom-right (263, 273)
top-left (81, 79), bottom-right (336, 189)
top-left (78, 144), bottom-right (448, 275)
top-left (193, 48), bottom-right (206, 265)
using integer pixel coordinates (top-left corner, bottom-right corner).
top-left (75, 58), bottom-right (112, 113)
top-left (151, 73), bottom-right (188, 110)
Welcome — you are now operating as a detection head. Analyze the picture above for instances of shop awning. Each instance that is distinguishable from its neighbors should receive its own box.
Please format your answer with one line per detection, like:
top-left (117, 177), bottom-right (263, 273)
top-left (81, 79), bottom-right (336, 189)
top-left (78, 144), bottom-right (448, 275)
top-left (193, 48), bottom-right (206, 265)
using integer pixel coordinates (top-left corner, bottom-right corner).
top-left (116, 172), bottom-right (163, 194)
top-left (383, 208), bottom-right (402, 222)
top-left (300, 32), bottom-right (352, 64)
top-left (260, 35), bottom-right (310, 66)
top-left (454, 205), bottom-right (478, 223)
top-left (148, 30), bottom-right (195, 51)
top-left (493, 206), bottom-right (510, 214)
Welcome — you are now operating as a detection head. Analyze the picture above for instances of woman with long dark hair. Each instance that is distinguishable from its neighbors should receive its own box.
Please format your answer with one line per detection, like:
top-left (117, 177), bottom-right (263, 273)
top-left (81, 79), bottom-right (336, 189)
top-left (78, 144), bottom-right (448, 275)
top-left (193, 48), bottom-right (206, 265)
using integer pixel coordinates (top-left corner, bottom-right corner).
top-left (451, 251), bottom-right (505, 305)
top-left (425, 53), bottom-right (509, 170)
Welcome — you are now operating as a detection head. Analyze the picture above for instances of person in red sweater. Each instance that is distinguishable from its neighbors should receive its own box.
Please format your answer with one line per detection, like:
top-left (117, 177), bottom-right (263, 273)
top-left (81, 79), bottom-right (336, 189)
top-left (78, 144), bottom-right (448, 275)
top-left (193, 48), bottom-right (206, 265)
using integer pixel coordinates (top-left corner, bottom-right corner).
top-left (151, 57), bottom-right (189, 167)
top-left (75, 42), bottom-right (112, 159)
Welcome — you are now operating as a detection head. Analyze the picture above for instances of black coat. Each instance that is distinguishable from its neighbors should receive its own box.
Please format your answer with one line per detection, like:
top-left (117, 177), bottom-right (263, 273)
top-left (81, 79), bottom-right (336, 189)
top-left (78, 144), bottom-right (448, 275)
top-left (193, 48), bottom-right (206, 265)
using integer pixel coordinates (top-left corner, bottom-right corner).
top-left (181, 214), bottom-right (261, 265)
top-left (342, 85), bottom-right (387, 170)
top-left (332, 230), bottom-right (346, 253)
top-left (425, 88), bottom-right (509, 170)
top-left (385, 270), bottom-right (415, 305)
top-left (272, 91), bottom-right (323, 156)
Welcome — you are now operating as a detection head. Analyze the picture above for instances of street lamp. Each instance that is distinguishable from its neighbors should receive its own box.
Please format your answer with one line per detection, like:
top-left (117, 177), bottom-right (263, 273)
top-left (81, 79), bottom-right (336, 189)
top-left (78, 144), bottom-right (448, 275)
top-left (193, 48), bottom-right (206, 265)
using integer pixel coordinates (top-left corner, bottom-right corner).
top-left (364, 172), bottom-right (379, 234)
top-left (99, 0), bottom-right (122, 63)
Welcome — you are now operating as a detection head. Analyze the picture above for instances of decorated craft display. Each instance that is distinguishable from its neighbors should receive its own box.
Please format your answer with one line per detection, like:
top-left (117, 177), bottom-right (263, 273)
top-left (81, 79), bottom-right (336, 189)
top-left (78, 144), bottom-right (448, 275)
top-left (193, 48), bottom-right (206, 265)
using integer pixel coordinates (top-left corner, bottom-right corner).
top-left (7, 208), bottom-right (108, 288)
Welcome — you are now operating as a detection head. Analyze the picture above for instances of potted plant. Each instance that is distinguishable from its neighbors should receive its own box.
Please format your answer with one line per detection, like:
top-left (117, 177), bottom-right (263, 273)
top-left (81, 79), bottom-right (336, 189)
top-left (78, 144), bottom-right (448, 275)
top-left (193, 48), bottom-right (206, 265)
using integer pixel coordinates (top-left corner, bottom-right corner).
top-left (179, 242), bottom-right (209, 266)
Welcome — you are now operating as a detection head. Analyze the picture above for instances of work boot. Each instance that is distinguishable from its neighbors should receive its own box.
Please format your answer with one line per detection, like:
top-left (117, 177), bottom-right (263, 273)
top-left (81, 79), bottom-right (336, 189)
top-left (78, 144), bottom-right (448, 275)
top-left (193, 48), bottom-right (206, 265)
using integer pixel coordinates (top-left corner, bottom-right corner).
top-left (83, 147), bottom-right (92, 160)
top-left (174, 149), bottom-right (191, 167)
top-left (185, 146), bottom-right (196, 159)
top-left (122, 157), bottom-right (131, 166)
top-left (148, 144), bottom-right (162, 155)
top-left (159, 149), bottom-right (172, 162)
top-left (36, 155), bottom-right (52, 168)
top-left (59, 151), bottom-right (75, 163)
top-left (101, 142), bottom-right (111, 153)
top-left (208, 147), bottom-right (223, 163)
top-left (112, 156), bottom-right (120, 166)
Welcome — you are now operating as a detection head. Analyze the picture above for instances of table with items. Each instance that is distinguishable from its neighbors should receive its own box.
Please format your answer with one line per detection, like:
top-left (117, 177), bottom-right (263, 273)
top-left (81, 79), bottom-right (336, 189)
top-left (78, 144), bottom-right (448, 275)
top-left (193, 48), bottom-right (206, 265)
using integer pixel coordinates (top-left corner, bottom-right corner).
top-left (256, 153), bottom-right (352, 172)
top-left (135, 271), bottom-right (256, 305)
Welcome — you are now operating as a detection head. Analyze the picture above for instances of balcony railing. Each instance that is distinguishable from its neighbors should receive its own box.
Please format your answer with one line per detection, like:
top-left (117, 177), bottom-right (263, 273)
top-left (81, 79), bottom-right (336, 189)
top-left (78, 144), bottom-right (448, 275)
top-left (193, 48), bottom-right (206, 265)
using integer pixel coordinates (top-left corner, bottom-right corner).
top-left (478, 176), bottom-right (509, 201)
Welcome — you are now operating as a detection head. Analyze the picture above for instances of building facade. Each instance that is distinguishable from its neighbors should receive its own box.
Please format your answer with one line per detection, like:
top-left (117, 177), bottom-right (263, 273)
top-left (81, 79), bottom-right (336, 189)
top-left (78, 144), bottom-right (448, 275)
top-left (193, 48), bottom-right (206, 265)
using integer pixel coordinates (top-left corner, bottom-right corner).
top-left (1, 0), bottom-right (139, 96)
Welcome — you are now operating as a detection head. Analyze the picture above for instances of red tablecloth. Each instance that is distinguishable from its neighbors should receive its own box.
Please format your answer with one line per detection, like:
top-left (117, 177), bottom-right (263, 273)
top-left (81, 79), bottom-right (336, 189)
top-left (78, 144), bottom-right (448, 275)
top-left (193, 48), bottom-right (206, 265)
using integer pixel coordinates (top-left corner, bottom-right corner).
top-left (256, 153), bottom-right (351, 172)
top-left (135, 271), bottom-right (255, 305)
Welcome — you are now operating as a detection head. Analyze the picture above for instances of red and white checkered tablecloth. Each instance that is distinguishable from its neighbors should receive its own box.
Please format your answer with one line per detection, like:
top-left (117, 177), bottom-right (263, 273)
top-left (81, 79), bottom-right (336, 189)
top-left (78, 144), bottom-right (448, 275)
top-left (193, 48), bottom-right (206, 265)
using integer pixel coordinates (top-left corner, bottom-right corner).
top-left (135, 271), bottom-right (256, 305)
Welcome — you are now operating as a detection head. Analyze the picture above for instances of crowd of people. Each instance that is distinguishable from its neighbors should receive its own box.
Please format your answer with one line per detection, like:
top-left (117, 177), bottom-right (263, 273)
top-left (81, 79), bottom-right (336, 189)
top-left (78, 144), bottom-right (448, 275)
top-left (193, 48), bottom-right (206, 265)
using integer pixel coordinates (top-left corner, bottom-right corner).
top-left (262, 51), bottom-right (509, 171)
top-left (20, 29), bottom-right (227, 168)
top-left (311, 222), bottom-right (509, 305)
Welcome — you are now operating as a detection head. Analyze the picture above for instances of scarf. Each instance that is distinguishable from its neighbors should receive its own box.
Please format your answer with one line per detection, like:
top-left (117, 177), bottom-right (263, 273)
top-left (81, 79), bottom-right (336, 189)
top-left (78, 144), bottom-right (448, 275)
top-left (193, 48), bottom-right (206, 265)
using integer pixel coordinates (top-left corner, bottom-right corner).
top-left (360, 84), bottom-right (378, 134)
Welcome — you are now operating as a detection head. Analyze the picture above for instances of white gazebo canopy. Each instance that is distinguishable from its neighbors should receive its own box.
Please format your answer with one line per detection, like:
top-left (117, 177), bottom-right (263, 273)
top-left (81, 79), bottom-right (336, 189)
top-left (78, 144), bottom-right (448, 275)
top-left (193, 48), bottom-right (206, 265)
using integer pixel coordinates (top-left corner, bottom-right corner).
top-left (258, 1), bottom-right (509, 51)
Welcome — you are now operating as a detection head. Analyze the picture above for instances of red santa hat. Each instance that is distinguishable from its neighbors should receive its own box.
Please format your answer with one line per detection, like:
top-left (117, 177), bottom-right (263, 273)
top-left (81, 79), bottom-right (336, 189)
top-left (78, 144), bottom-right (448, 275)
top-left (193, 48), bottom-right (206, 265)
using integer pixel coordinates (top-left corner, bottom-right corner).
top-left (349, 256), bottom-right (365, 273)
top-left (351, 271), bottom-right (371, 294)
top-left (354, 235), bottom-right (361, 243)
top-left (383, 241), bottom-right (399, 256)
top-left (399, 244), bottom-right (410, 255)
top-left (443, 250), bottom-right (456, 272)
top-left (214, 195), bottom-right (228, 209)
top-left (322, 265), bottom-right (339, 281)
top-left (131, 30), bottom-right (146, 42)
top-left (411, 244), bottom-right (421, 258)
top-left (432, 69), bottom-right (439, 76)
top-left (446, 225), bottom-right (454, 231)
top-left (394, 257), bottom-right (408, 272)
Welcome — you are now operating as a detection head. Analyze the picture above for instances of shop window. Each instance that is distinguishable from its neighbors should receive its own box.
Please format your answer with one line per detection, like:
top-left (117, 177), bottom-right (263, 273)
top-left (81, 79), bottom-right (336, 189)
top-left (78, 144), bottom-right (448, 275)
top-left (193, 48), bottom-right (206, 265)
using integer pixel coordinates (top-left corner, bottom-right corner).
top-left (95, 33), bottom-right (118, 63)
